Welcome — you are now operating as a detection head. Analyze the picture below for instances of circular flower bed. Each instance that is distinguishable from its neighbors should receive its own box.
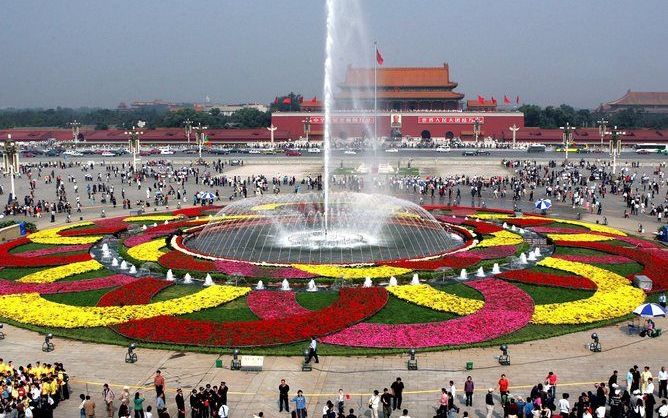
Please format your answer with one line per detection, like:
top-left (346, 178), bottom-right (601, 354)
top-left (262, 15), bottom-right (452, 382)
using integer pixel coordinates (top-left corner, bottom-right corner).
top-left (0, 203), bottom-right (662, 353)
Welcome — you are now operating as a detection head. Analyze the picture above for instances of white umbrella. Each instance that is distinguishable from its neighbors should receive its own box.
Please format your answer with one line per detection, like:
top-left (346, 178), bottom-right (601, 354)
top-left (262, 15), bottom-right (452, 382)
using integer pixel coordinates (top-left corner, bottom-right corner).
top-left (535, 199), bottom-right (552, 211)
top-left (198, 191), bottom-right (215, 200)
top-left (633, 303), bottom-right (667, 318)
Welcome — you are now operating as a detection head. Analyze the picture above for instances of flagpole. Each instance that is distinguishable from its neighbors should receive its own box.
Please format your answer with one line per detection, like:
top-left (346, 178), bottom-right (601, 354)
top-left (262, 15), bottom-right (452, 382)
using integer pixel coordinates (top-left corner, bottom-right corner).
top-left (374, 41), bottom-right (378, 144)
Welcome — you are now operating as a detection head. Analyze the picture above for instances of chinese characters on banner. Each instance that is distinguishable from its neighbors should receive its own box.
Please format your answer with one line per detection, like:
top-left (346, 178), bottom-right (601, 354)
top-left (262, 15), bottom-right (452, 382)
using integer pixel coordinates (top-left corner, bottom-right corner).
top-left (417, 116), bottom-right (485, 124)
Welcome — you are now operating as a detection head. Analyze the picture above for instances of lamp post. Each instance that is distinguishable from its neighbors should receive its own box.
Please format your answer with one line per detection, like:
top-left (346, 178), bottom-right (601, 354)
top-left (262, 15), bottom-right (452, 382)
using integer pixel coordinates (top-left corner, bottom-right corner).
top-left (124, 124), bottom-right (144, 171)
top-left (194, 123), bottom-right (208, 160)
top-left (267, 124), bottom-right (277, 149)
top-left (70, 120), bottom-right (82, 145)
top-left (509, 124), bottom-right (519, 149)
top-left (609, 126), bottom-right (625, 175)
top-left (302, 117), bottom-right (311, 142)
top-left (184, 119), bottom-right (193, 144)
top-left (559, 122), bottom-right (576, 160)
top-left (472, 118), bottom-right (481, 147)
top-left (3, 134), bottom-right (19, 199)
top-left (597, 118), bottom-right (608, 147)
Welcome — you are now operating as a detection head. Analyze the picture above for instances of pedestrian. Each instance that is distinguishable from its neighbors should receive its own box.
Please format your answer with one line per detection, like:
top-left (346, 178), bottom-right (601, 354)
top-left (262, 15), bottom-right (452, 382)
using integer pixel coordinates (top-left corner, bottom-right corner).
top-left (391, 378), bottom-right (404, 411)
top-left (145, 406), bottom-right (153, 418)
top-left (279, 379), bottom-right (290, 413)
top-left (119, 402), bottom-right (131, 418)
top-left (643, 368), bottom-right (654, 394)
top-left (546, 372), bottom-right (558, 399)
top-left (464, 377), bottom-right (474, 407)
top-left (400, 409), bottom-right (411, 418)
top-left (499, 374), bottom-right (510, 406)
top-left (133, 393), bottom-right (145, 418)
top-left (448, 381), bottom-right (457, 406)
top-left (175, 388), bottom-right (186, 418)
top-left (658, 400), bottom-right (668, 418)
top-left (218, 382), bottom-right (228, 406)
top-left (292, 390), bottom-right (307, 418)
top-left (306, 337), bottom-right (319, 364)
top-left (558, 394), bottom-right (570, 418)
top-left (438, 388), bottom-right (449, 417)
top-left (485, 389), bottom-right (494, 418)
top-left (346, 409), bottom-right (357, 418)
top-left (154, 370), bottom-right (165, 398)
top-left (217, 403), bottom-right (229, 418)
top-left (337, 389), bottom-right (345, 416)
top-left (84, 395), bottom-right (96, 418)
top-left (103, 384), bottom-right (115, 418)
top-left (659, 367), bottom-right (668, 398)
top-left (659, 293), bottom-right (667, 309)
top-left (368, 390), bottom-right (381, 418)
top-left (381, 388), bottom-right (392, 418)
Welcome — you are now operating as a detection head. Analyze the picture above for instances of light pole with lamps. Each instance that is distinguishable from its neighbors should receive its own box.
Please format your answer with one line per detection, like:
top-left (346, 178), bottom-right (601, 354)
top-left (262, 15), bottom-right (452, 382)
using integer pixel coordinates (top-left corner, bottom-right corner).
top-left (194, 123), bottom-right (208, 160)
top-left (69, 120), bottom-right (81, 145)
top-left (3, 134), bottom-right (19, 199)
top-left (608, 126), bottom-right (625, 175)
top-left (559, 122), bottom-right (576, 160)
top-left (509, 124), bottom-right (519, 149)
top-left (597, 118), bottom-right (609, 147)
top-left (124, 123), bottom-right (144, 171)
top-left (302, 117), bottom-right (311, 142)
top-left (267, 124), bottom-right (277, 149)
top-left (472, 118), bottom-right (481, 147)
top-left (184, 119), bottom-right (193, 144)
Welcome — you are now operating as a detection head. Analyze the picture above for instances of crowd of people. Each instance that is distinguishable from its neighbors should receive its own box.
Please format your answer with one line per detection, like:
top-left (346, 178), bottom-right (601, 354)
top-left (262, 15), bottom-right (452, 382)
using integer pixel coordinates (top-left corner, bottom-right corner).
top-left (0, 358), bottom-right (70, 418)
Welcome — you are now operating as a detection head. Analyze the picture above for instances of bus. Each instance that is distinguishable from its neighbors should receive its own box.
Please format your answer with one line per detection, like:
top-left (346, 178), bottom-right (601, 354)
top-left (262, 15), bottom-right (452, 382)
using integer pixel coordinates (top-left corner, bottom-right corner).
top-left (527, 144), bottom-right (546, 153)
top-left (634, 143), bottom-right (668, 154)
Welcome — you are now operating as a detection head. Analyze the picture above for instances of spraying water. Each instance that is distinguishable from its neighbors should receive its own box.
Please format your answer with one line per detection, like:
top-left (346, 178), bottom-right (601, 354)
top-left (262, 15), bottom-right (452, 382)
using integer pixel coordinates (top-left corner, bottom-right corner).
top-left (323, 0), bottom-right (336, 234)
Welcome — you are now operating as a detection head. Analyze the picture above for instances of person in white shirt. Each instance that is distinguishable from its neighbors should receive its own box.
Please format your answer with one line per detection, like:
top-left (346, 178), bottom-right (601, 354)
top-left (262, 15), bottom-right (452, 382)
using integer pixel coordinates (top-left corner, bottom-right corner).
top-left (657, 400), bottom-right (668, 418)
top-left (582, 408), bottom-right (593, 418)
top-left (448, 381), bottom-right (457, 401)
top-left (558, 394), bottom-right (571, 418)
top-left (218, 403), bottom-right (229, 418)
top-left (306, 337), bottom-right (319, 364)
top-left (646, 378), bottom-right (655, 395)
top-left (368, 390), bottom-right (381, 418)
top-left (145, 406), bottom-right (153, 418)
top-left (400, 409), bottom-right (411, 418)
top-left (659, 367), bottom-right (668, 399)
top-left (595, 404), bottom-right (607, 418)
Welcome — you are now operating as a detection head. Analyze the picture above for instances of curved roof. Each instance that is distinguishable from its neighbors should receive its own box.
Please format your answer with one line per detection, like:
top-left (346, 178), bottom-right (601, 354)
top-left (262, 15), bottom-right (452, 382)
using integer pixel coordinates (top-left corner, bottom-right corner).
top-left (341, 64), bottom-right (458, 88)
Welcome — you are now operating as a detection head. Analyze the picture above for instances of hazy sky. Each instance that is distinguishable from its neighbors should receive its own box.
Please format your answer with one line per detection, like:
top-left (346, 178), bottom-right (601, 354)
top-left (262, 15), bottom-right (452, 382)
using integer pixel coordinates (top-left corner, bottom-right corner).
top-left (2, 0), bottom-right (667, 109)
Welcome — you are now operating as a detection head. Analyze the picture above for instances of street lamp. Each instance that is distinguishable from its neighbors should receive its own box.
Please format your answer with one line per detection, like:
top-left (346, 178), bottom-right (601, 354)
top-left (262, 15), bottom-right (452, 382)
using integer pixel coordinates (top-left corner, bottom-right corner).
top-left (597, 118), bottom-right (609, 147)
top-left (472, 118), bottom-right (481, 147)
top-left (194, 123), bottom-right (208, 160)
top-left (3, 134), bottom-right (19, 199)
top-left (509, 124), bottom-right (520, 149)
top-left (184, 119), bottom-right (193, 144)
top-left (559, 122), bottom-right (576, 160)
top-left (70, 120), bottom-right (82, 145)
top-left (124, 124), bottom-right (144, 171)
top-left (267, 124), bottom-right (277, 149)
top-left (608, 126), bottom-right (625, 175)
top-left (302, 117), bottom-right (311, 142)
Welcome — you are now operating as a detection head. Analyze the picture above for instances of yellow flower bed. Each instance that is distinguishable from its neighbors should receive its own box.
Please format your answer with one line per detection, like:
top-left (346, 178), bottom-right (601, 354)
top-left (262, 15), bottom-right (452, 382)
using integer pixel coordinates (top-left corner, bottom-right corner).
top-left (388, 284), bottom-right (483, 315)
top-left (250, 202), bottom-right (291, 211)
top-left (0, 285), bottom-right (250, 328)
top-left (28, 222), bottom-right (102, 245)
top-left (531, 257), bottom-right (645, 324)
top-left (18, 260), bottom-right (103, 284)
top-left (292, 264), bottom-right (411, 279)
top-left (547, 233), bottom-right (615, 242)
top-left (123, 215), bottom-right (182, 222)
top-left (477, 230), bottom-right (523, 248)
top-left (127, 239), bottom-right (168, 262)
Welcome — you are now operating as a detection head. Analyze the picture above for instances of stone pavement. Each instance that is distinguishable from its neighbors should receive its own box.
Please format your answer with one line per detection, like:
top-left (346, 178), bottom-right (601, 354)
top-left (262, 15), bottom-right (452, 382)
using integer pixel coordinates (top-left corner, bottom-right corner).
top-left (1, 318), bottom-right (666, 418)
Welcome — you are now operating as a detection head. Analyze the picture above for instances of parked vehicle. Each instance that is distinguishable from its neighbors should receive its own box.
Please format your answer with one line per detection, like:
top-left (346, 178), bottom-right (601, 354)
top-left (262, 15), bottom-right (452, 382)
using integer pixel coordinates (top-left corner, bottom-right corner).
top-left (285, 150), bottom-right (302, 156)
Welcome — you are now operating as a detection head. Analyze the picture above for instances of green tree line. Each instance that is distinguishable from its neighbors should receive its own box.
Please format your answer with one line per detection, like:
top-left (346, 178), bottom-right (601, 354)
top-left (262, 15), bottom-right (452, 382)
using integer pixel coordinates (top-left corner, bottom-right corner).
top-left (518, 104), bottom-right (668, 129)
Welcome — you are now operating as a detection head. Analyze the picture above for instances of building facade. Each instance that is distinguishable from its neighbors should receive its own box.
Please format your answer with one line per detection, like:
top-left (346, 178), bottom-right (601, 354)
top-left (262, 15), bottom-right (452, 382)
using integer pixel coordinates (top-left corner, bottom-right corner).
top-left (601, 91), bottom-right (668, 114)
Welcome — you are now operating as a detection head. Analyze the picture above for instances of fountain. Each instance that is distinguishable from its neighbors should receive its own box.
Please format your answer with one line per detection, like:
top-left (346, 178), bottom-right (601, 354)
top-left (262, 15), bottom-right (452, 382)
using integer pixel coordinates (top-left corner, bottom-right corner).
top-left (511, 225), bottom-right (517, 232)
top-left (281, 279), bottom-right (291, 291)
top-left (306, 279), bottom-right (318, 292)
top-left (152, 223), bottom-right (158, 227)
top-left (363, 277), bottom-right (373, 287)
top-left (203, 274), bottom-right (214, 286)
top-left (460, 269), bottom-right (468, 280)
top-left (518, 228), bottom-right (525, 234)
top-left (255, 280), bottom-right (265, 290)
top-left (491, 263), bottom-right (501, 274)
top-left (164, 220), bottom-right (169, 225)
top-left (129, 265), bottom-right (137, 274)
top-left (519, 253), bottom-right (528, 264)
top-left (534, 247), bottom-right (542, 257)
top-left (111, 258), bottom-right (119, 267)
top-left (166, 269), bottom-right (175, 281)
top-left (101, 243), bottom-right (109, 253)
top-left (528, 251), bottom-right (537, 261)
top-left (476, 267), bottom-right (485, 277)
top-left (502, 222), bottom-right (508, 229)
top-left (388, 276), bottom-right (398, 287)
top-left (120, 260), bottom-right (128, 270)
top-left (411, 273), bottom-right (420, 285)
top-left (142, 224), bottom-right (147, 230)
top-left (183, 273), bottom-right (193, 284)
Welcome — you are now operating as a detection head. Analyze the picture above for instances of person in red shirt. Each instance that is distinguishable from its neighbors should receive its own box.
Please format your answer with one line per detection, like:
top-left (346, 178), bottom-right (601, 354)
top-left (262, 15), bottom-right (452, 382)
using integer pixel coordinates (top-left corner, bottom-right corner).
top-left (154, 370), bottom-right (166, 397)
top-left (499, 374), bottom-right (510, 405)
top-left (545, 371), bottom-right (558, 399)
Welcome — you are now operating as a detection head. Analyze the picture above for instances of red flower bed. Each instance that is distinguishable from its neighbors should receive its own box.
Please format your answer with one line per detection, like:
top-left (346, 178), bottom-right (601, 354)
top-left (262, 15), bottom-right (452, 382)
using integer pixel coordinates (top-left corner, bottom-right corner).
top-left (113, 287), bottom-right (388, 347)
top-left (504, 217), bottom-right (554, 227)
top-left (554, 240), bottom-right (668, 292)
top-left (97, 277), bottom-right (171, 307)
top-left (158, 250), bottom-right (216, 272)
top-left (0, 237), bottom-right (92, 267)
top-left (462, 220), bottom-right (504, 234)
top-left (171, 206), bottom-right (222, 217)
top-left (467, 245), bottom-right (517, 260)
top-left (60, 218), bottom-right (129, 236)
top-left (387, 255), bottom-right (482, 270)
top-left (0, 274), bottom-right (136, 296)
top-left (497, 269), bottom-right (597, 290)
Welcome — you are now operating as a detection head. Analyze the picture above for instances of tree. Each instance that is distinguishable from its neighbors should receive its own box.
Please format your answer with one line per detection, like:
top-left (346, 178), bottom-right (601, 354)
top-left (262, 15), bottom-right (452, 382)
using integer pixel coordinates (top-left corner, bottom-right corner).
top-left (269, 92), bottom-right (302, 112)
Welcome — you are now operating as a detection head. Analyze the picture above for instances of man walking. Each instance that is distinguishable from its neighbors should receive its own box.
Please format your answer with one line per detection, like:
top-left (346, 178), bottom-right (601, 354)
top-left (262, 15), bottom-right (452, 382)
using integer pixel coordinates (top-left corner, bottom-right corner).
top-left (175, 388), bottom-right (186, 418)
top-left (154, 370), bottom-right (166, 398)
top-left (464, 377), bottom-right (474, 407)
top-left (306, 337), bottom-right (319, 364)
top-left (391, 378), bottom-right (404, 411)
top-left (279, 379), bottom-right (290, 413)
top-left (84, 395), bottom-right (96, 418)
top-left (485, 389), bottom-right (494, 418)
top-left (103, 384), bottom-right (115, 418)
top-left (381, 388), bottom-right (392, 418)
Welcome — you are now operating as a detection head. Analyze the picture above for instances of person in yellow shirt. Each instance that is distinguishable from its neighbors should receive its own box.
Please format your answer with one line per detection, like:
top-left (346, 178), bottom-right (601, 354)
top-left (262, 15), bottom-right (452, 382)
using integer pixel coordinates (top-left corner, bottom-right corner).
top-left (641, 366), bottom-right (653, 393)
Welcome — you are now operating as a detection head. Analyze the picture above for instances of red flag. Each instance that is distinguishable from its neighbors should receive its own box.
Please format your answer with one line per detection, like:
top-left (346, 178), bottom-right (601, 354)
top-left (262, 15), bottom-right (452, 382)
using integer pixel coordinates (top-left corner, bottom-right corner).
top-left (503, 95), bottom-right (511, 104)
top-left (273, 97), bottom-right (278, 104)
top-left (491, 96), bottom-right (497, 104)
top-left (376, 48), bottom-right (384, 66)
top-left (516, 96), bottom-right (520, 104)
top-left (477, 95), bottom-right (485, 104)
top-left (311, 96), bottom-right (317, 102)
top-left (298, 95), bottom-right (304, 103)
top-left (282, 97), bottom-right (291, 104)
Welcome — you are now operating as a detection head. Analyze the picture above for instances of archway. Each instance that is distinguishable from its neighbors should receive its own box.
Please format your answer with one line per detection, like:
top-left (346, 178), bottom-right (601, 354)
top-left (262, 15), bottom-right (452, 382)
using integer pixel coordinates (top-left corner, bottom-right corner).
top-left (421, 130), bottom-right (432, 140)
top-left (445, 131), bottom-right (455, 140)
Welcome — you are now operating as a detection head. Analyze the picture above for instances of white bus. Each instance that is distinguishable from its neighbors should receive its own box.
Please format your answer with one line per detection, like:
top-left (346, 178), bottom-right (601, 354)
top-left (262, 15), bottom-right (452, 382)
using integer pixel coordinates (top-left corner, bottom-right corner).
top-left (634, 143), bottom-right (668, 154)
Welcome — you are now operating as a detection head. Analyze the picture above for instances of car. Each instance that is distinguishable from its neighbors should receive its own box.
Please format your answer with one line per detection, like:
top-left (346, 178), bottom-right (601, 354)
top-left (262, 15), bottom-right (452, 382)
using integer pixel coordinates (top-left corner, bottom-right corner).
top-left (307, 148), bottom-right (322, 153)
top-left (462, 150), bottom-right (490, 156)
top-left (344, 150), bottom-right (357, 155)
top-left (22, 152), bottom-right (36, 158)
top-left (436, 146), bottom-right (451, 153)
top-left (63, 150), bottom-right (84, 156)
top-left (385, 148), bottom-right (399, 153)
top-left (636, 149), bottom-right (651, 155)
top-left (184, 149), bottom-right (198, 154)
top-left (101, 151), bottom-right (115, 157)
top-left (230, 159), bottom-right (242, 166)
top-left (160, 149), bottom-right (175, 155)
top-left (285, 150), bottom-right (302, 156)
top-left (248, 149), bottom-right (262, 154)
